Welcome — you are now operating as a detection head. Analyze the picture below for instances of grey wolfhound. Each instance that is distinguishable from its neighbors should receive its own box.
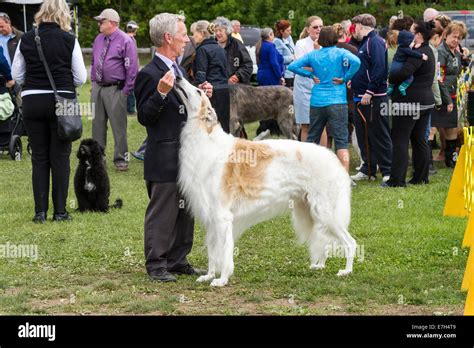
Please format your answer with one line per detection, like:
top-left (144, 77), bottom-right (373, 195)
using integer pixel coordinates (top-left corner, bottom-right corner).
top-left (229, 84), bottom-right (298, 139)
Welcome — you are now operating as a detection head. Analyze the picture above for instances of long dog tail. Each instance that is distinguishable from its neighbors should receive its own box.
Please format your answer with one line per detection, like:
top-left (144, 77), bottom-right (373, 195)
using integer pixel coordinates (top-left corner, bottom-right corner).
top-left (110, 198), bottom-right (123, 209)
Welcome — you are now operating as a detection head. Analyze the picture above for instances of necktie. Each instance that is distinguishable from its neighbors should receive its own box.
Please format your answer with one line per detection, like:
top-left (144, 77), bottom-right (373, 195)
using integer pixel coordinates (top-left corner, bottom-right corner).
top-left (96, 37), bottom-right (110, 82)
top-left (172, 61), bottom-right (182, 78)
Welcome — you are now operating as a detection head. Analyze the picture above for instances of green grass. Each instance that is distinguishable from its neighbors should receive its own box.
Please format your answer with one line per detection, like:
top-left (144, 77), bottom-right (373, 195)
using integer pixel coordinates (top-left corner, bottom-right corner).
top-left (0, 93), bottom-right (469, 315)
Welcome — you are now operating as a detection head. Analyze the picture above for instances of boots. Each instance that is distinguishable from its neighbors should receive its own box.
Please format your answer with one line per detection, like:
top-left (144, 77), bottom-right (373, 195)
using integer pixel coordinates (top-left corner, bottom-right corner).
top-left (431, 135), bottom-right (440, 150)
top-left (445, 139), bottom-right (457, 168)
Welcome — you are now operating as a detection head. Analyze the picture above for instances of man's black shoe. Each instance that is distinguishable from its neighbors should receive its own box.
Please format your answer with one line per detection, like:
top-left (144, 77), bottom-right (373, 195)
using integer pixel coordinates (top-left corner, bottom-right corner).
top-left (33, 212), bottom-right (46, 224)
top-left (149, 269), bottom-right (177, 282)
top-left (169, 264), bottom-right (207, 276)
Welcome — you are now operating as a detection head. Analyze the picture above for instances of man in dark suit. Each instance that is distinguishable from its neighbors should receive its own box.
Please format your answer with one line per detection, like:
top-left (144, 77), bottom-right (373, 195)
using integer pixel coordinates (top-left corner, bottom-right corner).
top-left (134, 13), bottom-right (212, 282)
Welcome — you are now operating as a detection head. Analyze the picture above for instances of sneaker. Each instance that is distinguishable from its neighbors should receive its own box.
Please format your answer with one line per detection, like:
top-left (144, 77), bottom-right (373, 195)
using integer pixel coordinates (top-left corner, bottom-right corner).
top-left (387, 85), bottom-right (394, 96)
top-left (382, 175), bottom-right (390, 183)
top-left (53, 212), bottom-right (72, 222)
top-left (114, 161), bottom-right (129, 171)
top-left (131, 151), bottom-right (144, 161)
top-left (429, 163), bottom-right (437, 175)
top-left (350, 172), bottom-right (376, 181)
top-left (33, 212), bottom-right (46, 224)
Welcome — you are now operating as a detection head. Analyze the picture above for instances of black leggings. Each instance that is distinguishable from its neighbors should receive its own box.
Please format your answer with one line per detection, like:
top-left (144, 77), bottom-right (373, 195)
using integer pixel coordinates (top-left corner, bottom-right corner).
top-left (22, 93), bottom-right (72, 214)
top-left (389, 108), bottom-right (431, 186)
top-left (210, 87), bottom-right (230, 133)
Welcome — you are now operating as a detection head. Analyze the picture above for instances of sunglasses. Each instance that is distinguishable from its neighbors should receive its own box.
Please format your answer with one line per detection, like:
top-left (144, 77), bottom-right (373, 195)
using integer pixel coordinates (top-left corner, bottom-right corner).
top-left (311, 25), bottom-right (323, 30)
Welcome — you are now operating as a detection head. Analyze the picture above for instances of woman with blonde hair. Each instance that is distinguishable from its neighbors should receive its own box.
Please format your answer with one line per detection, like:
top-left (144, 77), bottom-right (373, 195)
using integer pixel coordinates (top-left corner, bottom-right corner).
top-left (192, 20), bottom-right (230, 132)
top-left (386, 29), bottom-right (399, 69)
top-left (12, 0), bottom-right (87, 223)
top-left (293, 15), bottom-right (323, 142)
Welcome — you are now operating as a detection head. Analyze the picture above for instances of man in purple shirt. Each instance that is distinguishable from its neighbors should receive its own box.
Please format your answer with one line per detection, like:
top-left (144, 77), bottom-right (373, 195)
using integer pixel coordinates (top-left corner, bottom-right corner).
top-left (91, 8), bottom-right (138, 171)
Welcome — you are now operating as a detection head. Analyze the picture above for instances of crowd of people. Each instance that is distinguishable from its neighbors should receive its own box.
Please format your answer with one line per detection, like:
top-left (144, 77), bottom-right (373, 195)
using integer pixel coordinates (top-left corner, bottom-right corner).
top-left (0, 0), bottom-right (472, 281)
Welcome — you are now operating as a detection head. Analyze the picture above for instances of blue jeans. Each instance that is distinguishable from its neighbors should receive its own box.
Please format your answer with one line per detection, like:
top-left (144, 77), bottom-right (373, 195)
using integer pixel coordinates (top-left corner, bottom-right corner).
top-left (308, 104), bottom-right (348, 150)
top-left (425, 112), bottom-right (431, 143)
top-left (127, 92), bottom-right (136, 113)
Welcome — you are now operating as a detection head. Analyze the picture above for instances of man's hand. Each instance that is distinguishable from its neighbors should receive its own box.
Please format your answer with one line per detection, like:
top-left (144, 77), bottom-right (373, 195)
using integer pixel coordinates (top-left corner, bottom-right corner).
top-left (157, 70), bottom-right (175, 95)
top-left (198, 81), bottom-right (213, 98)
top-left (422, 53), bottom-right (428, 61)
top-left (332, 77), bottom-right (344, 85)
top-left (228, 75), bottom-right (239, 84)
top-left (280, 77), bottom-right (286, 85)
top-left (361, 93), bottom-right (372, 105)
top-left (6, 80), bottom-right (15, 88)
top-left (447, 103), bottom-right (454, 113)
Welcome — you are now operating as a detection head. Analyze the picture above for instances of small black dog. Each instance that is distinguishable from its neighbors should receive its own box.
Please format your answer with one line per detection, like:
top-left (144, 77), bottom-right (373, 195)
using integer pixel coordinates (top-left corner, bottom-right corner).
top-left (74, 138), bottom-right (122, 212)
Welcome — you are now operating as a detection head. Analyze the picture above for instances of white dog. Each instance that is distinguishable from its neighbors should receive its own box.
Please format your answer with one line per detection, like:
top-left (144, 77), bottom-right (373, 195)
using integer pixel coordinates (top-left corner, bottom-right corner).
top-left (174, 77), bottom-right (356, 287)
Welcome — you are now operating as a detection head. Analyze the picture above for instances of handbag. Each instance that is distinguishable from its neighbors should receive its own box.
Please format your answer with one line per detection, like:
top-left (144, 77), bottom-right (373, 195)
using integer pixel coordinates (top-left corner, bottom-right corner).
top-left (34, 27), bottom-right (82, 142)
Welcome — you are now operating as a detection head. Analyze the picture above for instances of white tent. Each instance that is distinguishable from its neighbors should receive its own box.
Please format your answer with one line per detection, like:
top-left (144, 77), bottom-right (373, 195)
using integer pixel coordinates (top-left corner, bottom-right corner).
top-left (1, 0), bottom-right (43, 32)
top-left (0, 0), bottom-right (78, 36)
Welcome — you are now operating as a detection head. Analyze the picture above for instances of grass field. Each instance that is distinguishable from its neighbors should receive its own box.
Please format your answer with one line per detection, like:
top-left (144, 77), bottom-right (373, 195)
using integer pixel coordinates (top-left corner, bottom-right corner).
top-left (0, 83), bottom-right (469, 315)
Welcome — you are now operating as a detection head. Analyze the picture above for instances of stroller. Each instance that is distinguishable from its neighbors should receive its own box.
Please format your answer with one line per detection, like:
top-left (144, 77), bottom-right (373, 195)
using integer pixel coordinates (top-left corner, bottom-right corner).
top-left (0, 77), bottom-right (28, 160)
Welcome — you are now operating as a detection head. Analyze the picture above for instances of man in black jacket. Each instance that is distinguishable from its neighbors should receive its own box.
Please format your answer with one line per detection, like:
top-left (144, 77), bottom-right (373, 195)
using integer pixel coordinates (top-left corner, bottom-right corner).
top-left (350, 14), bottom-right (392, 183)
top-left (134, 13), bottom-right (212, 282)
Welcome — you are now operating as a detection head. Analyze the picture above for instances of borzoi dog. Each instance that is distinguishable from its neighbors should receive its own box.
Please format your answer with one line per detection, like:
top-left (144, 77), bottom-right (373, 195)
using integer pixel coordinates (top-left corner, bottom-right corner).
top-left (229, 84), bottom-right (297, 139)
top-left (175, 77), bottom-right (356, 287)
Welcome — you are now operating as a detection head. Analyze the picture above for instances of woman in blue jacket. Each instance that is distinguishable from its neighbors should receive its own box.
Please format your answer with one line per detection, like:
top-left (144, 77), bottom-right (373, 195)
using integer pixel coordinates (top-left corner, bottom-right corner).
top-left (289, 26), bottom-right (360, 171)
top-left (256, 28), bottom-right (284, 86)
top-left (273, 19), bottom-right (296, 88)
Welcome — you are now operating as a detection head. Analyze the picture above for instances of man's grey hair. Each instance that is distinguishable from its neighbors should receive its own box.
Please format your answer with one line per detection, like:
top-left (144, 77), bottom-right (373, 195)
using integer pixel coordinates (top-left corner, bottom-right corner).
top-left (149, 12), bottom-right (185, 47)
top-left (231, 20), bottom-right (240, 26)
top-left (213, 16), bottom-right (232, 35)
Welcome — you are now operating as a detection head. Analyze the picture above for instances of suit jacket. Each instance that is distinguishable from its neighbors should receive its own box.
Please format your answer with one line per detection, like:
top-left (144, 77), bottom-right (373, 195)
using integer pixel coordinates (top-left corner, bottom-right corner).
top-left (134, 55), bottom-right (188, 182)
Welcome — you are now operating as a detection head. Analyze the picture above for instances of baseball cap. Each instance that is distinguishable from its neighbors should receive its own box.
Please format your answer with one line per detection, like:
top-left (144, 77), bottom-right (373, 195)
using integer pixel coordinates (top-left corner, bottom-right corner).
top-left (94, 9), bottom-right (120, 23)
top-left (352, 13), bottom-right (376, 28)
top-left (127, 20), bottom-right (139, 29)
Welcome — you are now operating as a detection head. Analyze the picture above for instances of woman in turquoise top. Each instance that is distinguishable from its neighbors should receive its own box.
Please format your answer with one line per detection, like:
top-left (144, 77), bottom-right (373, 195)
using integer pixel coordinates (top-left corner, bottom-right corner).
top-left (288, 26), bottom-right (360, 171)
